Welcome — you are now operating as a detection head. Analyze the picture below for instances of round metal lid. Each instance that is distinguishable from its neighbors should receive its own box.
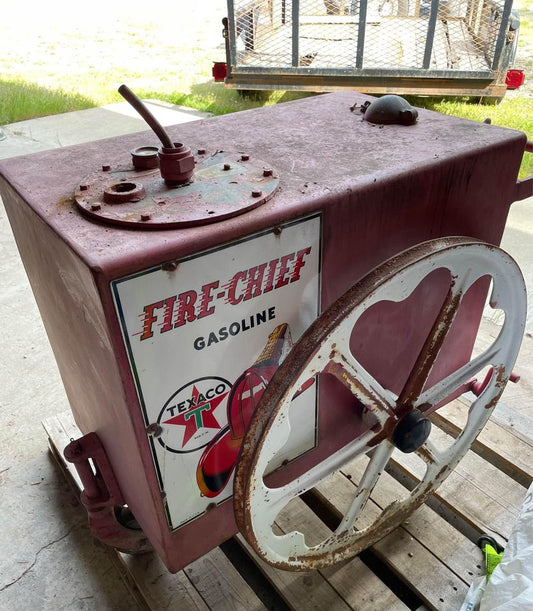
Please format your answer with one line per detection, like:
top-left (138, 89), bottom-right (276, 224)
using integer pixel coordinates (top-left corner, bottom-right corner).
top-left (74, 150), bottom-right (279, 229)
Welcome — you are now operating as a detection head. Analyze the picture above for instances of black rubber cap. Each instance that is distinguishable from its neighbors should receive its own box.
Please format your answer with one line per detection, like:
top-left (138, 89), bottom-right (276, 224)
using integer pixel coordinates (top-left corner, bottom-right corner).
top-left (392, 409), bottom-right (432, 453)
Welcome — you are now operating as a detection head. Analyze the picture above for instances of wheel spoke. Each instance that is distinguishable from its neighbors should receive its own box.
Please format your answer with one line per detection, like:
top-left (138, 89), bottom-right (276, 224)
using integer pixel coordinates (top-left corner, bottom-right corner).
top-left (336, 441), bottom-right (394, 533)
top-left (416, 342), bottom-right (501, 409)
top-left (235, 239), bottom-right (526, 571)
top-left (263, 428), bottom-right (378, 516)
top-left (397, 270), bottom-right (470, 407)
top-left (415, 438), bottom-right (442, 466)
top-left (326, 349), bottom-right (396, 424)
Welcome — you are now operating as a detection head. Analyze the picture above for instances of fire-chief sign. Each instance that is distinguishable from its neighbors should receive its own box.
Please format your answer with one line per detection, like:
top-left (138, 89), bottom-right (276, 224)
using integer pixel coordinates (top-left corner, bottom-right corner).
top-left (112, 215), bottom-right (321, 529)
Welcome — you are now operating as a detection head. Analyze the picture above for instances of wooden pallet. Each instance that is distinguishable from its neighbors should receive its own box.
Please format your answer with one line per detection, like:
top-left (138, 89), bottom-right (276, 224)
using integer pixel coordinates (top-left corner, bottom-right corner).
top-left (43, 368), bottom-right (533, 611)
top-left (43, 318), bottom-right (533, 611)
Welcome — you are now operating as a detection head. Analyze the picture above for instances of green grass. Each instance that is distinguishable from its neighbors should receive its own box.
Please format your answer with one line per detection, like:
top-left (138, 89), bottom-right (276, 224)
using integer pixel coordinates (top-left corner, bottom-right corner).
top-left (0, 1), bottom-right (531, 176)
top-left (0, 80), bottom-right (95, 124)
top-left (429, 97), bottom-right (533, 143)
top-left (138, 85), bottom-right (314, 116)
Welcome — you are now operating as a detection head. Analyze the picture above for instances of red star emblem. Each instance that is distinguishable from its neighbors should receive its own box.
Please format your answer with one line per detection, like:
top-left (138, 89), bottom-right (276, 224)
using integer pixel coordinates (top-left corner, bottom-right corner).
top-left (163, 385), bottom-right (228, 446)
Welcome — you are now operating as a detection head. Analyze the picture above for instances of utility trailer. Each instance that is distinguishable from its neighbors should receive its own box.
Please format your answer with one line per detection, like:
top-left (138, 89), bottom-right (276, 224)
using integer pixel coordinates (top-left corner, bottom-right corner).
top-left (215, 0), bottom-right (523, 99)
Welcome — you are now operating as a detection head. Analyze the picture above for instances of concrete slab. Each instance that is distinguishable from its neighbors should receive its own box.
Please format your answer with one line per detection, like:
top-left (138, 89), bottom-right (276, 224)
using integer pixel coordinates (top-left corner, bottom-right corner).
top-left (1, 195), bottom-right (143, 610)
top-left (0, 101), bottom-right (209, 610)
top-left (0, 100), bottom-right (211, 159)
top-left (501, 196), bottom-right (533, 335)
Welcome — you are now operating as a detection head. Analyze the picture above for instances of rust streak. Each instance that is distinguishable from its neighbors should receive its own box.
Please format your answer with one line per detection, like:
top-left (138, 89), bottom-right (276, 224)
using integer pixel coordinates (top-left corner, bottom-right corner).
top-left (397, 287), bottom-right (462, 410)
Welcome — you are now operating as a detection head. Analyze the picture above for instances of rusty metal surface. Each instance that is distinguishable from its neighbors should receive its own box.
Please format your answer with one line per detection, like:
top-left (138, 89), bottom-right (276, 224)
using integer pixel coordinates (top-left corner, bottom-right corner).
top-left (0, 91), bottom-right (529, 574)
top-left (64, 432), bottom-right (152, 554)
top-left (234, 239), bottom-right (459, 569)
top-left (395, 288), bottom-right (462, 413)
top-left (0, 91), bottom-right (526, 277)
top-left (359, 95), bottom-right (418, 126)
top-left (233, 237), bottom-right (526, 571)
top-left (131, 146), bottom-right (159, 170)
top-left (224, 73), bottom-right (509, 98)
top-left (75, 151), bottom-right (279, 228)
top-left (157, 143), bottom-right (195, 185)
top-left (118, 84), bottom-right (174, 150)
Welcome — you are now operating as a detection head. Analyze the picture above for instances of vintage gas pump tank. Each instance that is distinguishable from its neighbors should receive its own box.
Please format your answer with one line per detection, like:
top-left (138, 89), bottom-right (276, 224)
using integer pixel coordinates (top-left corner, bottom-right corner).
top-left (0, 90), bottom-right (530, 573)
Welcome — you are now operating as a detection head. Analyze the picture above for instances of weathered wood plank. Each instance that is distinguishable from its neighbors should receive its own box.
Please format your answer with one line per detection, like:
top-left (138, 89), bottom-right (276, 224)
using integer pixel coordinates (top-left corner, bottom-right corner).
top-left (492, 401), bottom-right (533, 447)
top-left (118, 553), bottom-right (210, 611)
top-left (238, 533), bottom-right (353, 611)
top-left (320, 560), bottom-right (410, 611)
top-left (390, 425), bottom-right (527, 542)
top-left (432, 398), bottom-right (533, 489)
top-left (43, 412), bottom-right (265, 611)
top-left (184, 549), bottom-right (267, 611)
top-left (313, 461), bottom-right (473, 610)
top-left (279, 498), bottom-right (409, 610)
top-left (237, 496), bottom-right (409, 611)
top-left (344, 457), bottom-right (484, 586)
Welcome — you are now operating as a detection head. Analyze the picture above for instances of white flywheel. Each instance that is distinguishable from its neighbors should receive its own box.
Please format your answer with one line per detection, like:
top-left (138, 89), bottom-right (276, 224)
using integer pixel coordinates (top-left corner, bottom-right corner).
top-left (233, 237), bottom-right (527, 571)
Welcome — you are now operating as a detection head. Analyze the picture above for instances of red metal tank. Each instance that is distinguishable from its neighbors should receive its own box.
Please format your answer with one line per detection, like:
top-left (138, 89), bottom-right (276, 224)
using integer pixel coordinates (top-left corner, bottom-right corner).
top-left (0, 91), bottom-right (529, 572)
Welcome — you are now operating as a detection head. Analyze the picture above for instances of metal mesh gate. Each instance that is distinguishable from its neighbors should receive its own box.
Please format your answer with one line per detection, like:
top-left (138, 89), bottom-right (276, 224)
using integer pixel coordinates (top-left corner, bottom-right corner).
top-left (226, 0), bottom-right (514, 86)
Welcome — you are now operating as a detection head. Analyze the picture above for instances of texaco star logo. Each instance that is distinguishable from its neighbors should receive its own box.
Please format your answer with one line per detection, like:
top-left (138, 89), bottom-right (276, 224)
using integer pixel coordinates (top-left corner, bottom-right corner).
top-left (156, 376), bottom-right (231, 453)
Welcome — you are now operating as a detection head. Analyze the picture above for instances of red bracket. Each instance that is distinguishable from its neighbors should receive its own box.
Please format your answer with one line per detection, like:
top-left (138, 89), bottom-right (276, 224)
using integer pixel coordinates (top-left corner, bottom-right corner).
top-left (514, 141), bottom-right (533, 203)
top-left (469, 367), bottom-right (520, 397)
top-left (64, 432), bottom-right (151, 554)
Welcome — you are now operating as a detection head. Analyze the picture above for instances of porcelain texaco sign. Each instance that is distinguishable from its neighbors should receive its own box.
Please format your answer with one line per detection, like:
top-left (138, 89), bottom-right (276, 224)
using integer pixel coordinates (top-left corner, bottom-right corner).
top-left (112, 215), bottom-right (321, 529)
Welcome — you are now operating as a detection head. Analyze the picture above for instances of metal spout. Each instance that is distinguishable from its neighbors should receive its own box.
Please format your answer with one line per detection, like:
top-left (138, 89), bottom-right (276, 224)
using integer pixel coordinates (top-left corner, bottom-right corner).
top-left (118, 84), bottom-right (174, 149)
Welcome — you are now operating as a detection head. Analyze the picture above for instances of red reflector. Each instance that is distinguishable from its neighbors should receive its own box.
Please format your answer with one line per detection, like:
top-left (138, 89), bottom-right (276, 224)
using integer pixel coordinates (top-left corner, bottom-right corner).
top-left (505, 69), bottom-right (525, 89)
top-left (212, 62), bottom-right (227, 82)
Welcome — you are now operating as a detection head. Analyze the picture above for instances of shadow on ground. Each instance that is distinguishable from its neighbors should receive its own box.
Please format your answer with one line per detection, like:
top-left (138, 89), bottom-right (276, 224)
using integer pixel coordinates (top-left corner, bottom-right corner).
top-left (178, 80), bottom-right (317, 116)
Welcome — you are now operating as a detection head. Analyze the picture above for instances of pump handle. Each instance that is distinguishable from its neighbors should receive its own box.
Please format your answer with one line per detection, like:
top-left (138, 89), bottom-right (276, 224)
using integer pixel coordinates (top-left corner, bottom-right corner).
top-left (514, 140), bottom-right (533, 203)
top-left (118, 84), bottom-right (174, 149)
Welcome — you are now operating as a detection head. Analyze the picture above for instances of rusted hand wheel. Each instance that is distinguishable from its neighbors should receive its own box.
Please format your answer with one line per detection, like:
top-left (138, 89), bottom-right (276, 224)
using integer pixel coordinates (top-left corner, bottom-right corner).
top-left (233, 237), bottom-right (526, 571)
